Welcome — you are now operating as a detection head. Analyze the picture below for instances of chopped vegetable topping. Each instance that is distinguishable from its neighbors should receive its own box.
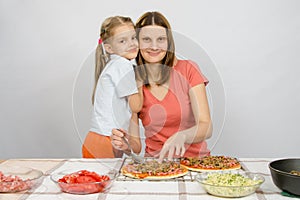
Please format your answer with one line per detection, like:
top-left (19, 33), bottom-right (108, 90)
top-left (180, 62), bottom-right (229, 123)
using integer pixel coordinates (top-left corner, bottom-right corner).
top-left (0, 171), bottom-right (32, 192)
top-left (200, 173), bottom-right (263, 197)
top-left (204, 173), bottom-right (262, 186)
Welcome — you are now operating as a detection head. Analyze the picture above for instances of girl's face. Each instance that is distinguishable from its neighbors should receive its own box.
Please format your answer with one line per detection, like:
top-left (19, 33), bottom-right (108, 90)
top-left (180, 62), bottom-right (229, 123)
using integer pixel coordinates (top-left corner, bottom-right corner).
top-left (138, 25), bottom-right (168, 64)
top-left (105, 24), bottom-right (138, 60)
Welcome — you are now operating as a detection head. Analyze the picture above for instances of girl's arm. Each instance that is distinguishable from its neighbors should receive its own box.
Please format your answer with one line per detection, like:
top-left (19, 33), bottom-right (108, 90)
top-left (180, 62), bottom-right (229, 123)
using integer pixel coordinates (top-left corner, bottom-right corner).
top-left (128, 113), bottom-right (142, 154)
top-left (126, 80), bottom-right (143, 152)
top-left (158, 83), bottom-right (212, 160)
top-left (111, 113), bottom-right (142, 154)
top-left (112, 80), bottom-right (143, 153)
top-left (128, 85), bottom-right (143, 113)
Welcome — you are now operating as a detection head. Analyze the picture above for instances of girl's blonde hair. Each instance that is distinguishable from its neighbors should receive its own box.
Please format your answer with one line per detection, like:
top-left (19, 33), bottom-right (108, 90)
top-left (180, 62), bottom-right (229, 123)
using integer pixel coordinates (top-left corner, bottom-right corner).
top-left (92, 16), bottom-right (135, 104)
top-left (135, 11), bottom-right (175, 87)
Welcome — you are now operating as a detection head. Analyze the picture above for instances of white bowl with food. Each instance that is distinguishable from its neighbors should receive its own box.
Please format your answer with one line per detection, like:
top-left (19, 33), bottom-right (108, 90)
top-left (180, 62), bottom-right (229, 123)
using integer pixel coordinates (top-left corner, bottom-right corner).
top-left (51, 169), bottom-right (117, 194)
top-left (195, 170), bottom-right (264, 197)
top-left (0, 166), bottom-right (43, 193)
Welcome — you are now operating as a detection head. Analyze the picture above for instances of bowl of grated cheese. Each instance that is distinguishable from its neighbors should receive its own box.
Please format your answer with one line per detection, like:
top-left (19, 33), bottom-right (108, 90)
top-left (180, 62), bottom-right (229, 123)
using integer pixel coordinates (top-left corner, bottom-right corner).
top-left (195, 170), bottom-right (264, 197)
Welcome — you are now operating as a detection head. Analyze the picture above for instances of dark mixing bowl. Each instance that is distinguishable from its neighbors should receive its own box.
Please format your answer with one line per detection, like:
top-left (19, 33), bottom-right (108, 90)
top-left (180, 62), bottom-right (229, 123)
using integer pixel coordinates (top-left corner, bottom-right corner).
top-left (269, 158), bottom-right (300, 195)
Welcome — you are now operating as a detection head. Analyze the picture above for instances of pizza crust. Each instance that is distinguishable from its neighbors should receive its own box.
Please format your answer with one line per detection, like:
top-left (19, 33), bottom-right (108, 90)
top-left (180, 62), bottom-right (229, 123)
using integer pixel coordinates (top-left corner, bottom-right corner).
top-left (121, 168), bottom-right (188, 180)
top-left (182, 163), bottom-right (241, 172)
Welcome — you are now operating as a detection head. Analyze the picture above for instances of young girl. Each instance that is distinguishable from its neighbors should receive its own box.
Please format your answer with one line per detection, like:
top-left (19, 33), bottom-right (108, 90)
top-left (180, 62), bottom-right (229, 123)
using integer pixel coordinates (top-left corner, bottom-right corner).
top-left (82, 16), bottom-right (142, 158)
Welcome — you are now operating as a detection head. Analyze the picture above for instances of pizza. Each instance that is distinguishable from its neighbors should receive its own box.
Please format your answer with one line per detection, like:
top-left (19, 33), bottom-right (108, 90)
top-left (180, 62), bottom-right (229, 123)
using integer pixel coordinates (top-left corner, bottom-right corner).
top-left (180, 156), bottom-right (241, 172)
top-left (121, 160), bottom-right (188, 180)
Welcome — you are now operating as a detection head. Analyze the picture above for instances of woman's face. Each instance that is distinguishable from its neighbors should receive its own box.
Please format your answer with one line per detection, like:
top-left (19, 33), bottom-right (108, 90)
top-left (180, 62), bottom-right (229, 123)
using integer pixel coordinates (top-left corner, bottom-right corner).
top-left (138, 25), bottom-right (168, 64)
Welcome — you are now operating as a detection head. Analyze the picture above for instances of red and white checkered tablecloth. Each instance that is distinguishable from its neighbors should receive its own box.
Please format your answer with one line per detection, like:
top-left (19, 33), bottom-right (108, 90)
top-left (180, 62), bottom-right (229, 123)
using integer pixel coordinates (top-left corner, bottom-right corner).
top-left (0, 158), bottom-right (285, 200)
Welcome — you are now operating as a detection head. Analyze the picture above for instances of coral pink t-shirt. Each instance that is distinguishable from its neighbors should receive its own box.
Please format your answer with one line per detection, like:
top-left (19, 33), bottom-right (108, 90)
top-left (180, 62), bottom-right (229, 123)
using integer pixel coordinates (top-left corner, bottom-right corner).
top-left (139, 60), bottom-right (210, 157)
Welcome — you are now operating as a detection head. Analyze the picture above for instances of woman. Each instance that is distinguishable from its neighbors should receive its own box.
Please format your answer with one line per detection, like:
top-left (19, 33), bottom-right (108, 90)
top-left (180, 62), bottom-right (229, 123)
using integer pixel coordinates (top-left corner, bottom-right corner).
top-left (111, 11), bottom-right (212, 161)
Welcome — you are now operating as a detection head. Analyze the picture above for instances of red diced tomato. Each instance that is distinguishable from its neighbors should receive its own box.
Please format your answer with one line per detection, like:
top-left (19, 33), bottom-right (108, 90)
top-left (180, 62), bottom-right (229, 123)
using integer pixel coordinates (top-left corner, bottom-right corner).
top-left (57, 170), bottom-right (110, 194)
top-left (76, 175), bottom-right (97, 183)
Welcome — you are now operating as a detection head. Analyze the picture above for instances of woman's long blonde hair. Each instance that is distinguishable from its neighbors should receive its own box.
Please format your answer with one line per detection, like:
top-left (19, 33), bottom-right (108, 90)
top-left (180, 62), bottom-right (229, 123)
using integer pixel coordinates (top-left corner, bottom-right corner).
top-left (135, 11), bottom-right (175, 87)
top-left (92, 16), bottom-right (135, 104)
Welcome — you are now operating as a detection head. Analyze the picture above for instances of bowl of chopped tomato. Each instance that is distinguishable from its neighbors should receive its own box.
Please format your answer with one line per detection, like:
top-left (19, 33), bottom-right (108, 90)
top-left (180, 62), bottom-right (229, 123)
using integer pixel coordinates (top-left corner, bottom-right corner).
top-left (50, 169), bottom-right (117, 194)
top-left (0, 166), bottom-right (43, 193)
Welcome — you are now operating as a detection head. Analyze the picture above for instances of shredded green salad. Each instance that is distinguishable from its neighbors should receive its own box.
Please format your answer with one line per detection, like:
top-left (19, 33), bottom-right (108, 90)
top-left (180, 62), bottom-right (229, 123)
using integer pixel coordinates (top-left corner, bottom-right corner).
top-left (202, 173), bottom-right (263, 197)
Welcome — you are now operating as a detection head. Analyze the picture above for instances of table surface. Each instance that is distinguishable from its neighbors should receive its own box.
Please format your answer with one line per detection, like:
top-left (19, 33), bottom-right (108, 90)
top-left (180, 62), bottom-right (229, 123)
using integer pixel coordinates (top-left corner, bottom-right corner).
top-left (0, 158), bottom-right (292, 200)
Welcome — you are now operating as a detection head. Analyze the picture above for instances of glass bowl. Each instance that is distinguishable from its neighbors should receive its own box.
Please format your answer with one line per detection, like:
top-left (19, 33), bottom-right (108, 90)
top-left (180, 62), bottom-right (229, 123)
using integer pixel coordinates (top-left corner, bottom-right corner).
top-left (195, 170), bottom-right (264, 197)
top-left (0, 166), bottom-right (43, 193)
top-left (50, 169), bottom-right (117, 195)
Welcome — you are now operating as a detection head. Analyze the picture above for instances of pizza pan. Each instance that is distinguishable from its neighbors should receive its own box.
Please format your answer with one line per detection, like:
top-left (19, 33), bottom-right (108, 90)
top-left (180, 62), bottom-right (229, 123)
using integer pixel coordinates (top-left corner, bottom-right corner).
top-left (269, 158), bottom-right (300, 195)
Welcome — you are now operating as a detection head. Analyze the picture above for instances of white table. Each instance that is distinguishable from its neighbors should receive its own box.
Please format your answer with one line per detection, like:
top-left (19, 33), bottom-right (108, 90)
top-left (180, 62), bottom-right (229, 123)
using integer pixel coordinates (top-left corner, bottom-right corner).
top-left (0, 158), bottom-right (291, 200)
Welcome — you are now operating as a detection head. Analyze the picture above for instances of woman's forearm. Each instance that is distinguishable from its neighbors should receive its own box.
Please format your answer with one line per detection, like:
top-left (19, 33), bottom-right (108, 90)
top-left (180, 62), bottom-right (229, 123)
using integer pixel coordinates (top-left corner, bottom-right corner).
top-left (177, 120), bottom-right (212, 144)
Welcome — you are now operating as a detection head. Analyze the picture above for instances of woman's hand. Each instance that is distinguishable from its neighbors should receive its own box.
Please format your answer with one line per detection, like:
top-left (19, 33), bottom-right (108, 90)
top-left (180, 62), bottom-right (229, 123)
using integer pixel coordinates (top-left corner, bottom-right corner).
top-left (157, 132), bottom-right (186, 162)
top-left (110, 128), bottom-right (129, 151)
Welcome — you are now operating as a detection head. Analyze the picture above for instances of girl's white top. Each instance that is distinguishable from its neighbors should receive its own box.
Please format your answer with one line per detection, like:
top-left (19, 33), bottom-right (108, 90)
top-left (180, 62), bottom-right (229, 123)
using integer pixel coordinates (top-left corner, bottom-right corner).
top-left (90, 54), bottom-right (138, 136)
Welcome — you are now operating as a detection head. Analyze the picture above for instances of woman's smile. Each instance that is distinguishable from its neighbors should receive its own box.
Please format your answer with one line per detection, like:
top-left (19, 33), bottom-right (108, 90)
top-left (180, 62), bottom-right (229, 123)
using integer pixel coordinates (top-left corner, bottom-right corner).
top-left (146, 50), bottom-right (164, 57)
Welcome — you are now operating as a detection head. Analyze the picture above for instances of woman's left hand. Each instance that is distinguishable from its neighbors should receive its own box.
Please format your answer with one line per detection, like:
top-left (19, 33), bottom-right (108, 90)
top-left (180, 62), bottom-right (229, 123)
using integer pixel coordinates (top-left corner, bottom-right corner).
top-left (157, 133), bottom-right (186, 162)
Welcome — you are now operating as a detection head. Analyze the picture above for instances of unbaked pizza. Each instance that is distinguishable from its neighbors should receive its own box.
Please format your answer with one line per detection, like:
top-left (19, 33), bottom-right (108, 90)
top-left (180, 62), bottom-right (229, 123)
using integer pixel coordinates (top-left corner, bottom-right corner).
top-left (121, 160), bottom-right (188, 180)
top-left (180, 156), bottom-right (241, 172)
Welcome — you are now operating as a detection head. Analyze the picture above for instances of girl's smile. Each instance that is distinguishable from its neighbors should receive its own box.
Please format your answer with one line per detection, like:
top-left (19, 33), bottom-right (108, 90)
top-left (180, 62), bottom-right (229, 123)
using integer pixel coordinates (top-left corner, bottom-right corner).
top-left (105, 24), bottom-right (138, 60)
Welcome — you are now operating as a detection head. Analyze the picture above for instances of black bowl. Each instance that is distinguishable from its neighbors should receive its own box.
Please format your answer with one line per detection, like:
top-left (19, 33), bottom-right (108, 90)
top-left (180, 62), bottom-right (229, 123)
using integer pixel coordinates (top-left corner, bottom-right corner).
top-left (269, 158), bottom-right (300, 195)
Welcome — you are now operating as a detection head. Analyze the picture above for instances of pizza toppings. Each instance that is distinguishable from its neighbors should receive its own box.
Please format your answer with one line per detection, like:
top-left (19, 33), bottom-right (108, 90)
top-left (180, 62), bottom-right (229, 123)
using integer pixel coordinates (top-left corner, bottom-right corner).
top-left (122, 160), bottom-right (188, 179)
top-left (58, 170), bottom-right (110, 184)
top-left (0, 171), bottom-right (32, 192)
top-left (57, 170), bottom-right (111, 194)
top-left (203, 173), bottom-right (262, 186)
top-left (180, 156), bottom-right (241, 171)
top-left (200, 173), bottom-right (264, 197)
top-left (122, 156), bottom-right (241, 178)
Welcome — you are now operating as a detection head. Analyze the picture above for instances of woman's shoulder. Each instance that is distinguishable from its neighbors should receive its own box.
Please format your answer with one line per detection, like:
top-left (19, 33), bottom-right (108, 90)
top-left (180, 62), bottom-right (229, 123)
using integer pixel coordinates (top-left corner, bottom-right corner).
top-left (173, 59), bottom-right (208, 85)
top-left (174, 59), bottom-right (199, 73)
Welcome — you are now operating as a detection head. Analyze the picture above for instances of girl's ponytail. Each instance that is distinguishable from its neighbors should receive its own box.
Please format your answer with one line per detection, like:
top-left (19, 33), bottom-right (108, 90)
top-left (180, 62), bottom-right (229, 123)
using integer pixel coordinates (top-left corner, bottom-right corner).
top-left (92, 41), bottom-right (108, 104)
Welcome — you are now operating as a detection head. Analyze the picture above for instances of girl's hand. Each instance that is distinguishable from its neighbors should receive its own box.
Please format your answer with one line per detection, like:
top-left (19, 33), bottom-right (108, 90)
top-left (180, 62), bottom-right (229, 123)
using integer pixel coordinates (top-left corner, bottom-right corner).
top-left (157, 133), bottom-right (186, 162)
top-left (111, 128), bottom-right (129, 151)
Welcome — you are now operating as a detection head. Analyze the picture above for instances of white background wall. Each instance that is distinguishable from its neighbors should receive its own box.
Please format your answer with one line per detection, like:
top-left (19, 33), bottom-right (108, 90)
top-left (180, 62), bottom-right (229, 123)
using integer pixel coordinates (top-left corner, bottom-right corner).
top-left (1, 0), bottom-right (299, 159)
